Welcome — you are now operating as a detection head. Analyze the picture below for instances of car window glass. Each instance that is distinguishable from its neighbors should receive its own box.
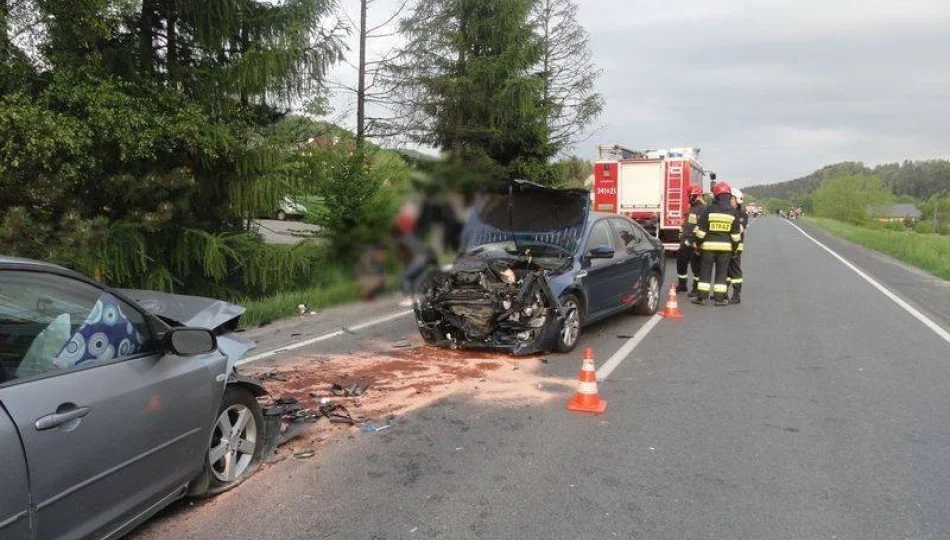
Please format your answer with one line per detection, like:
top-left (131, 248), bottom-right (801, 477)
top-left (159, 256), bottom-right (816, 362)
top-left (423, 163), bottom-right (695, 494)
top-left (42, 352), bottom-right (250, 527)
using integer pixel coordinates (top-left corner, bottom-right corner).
top-left (612, 219), bottom-right (642, 248)
top-left (587, 220), bottom-right (614, 251)
top-left (0, 271), bottom-right (153, 384)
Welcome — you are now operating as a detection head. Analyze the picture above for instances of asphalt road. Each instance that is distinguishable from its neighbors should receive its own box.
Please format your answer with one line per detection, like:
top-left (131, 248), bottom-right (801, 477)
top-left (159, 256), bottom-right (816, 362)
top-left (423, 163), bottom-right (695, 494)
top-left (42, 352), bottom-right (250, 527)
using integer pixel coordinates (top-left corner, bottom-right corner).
top-left (254, 219), bottom-right (322, 245)
top-left (131, 217), bottom-right (950, 540)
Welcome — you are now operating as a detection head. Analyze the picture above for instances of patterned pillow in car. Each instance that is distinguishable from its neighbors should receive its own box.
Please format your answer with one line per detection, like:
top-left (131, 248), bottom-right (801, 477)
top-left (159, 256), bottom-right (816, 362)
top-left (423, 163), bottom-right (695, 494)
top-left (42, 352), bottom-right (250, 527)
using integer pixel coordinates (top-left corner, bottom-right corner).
top-left (54, 293), bottom-right (145, 368)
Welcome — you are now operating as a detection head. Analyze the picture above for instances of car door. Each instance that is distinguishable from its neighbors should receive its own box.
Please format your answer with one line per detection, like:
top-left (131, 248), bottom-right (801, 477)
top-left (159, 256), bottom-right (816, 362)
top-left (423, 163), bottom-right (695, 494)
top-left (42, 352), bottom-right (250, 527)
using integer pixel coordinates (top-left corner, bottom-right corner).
top-left (0, 405), bottom-right (31, 539)
top-left (610, 218), bottom-right (648, 307)
top-left (0, 268), bottom-right (228, 540)
top-left (581, 219), bottom-right (626, 319)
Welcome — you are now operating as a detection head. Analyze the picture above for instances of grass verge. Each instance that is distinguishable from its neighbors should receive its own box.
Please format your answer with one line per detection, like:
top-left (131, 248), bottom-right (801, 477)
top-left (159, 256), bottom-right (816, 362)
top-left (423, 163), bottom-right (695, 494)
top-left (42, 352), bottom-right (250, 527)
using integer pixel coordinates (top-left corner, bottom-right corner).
top-left (239, 280), bottom-right (360, 328)
top-left (239, 275), bottom-right (401, 328)
top-left (805, 217), bottom-right (950, 281)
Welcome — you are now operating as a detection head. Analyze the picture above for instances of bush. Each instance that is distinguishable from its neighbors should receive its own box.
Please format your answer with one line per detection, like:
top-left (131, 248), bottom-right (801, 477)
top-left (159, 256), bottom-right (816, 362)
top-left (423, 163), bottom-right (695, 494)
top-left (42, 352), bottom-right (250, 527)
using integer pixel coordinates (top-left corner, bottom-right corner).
top-left (884, 220), bottom-right (906, 232)
top-left (811, 174), bottom-right (893, 225)
top-left (939, 225), bottom-right (950, 236)
top-left (915, 222), bottom-right (936, 234)
top-left (310, 151), bottom-right (400, 263)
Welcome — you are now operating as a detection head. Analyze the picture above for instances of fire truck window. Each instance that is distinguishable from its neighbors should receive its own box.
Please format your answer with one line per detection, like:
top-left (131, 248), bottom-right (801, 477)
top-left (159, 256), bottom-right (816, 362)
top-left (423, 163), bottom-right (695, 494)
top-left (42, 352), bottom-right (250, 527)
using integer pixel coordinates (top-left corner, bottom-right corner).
top-left (611, 219), bottom-right (641, 249)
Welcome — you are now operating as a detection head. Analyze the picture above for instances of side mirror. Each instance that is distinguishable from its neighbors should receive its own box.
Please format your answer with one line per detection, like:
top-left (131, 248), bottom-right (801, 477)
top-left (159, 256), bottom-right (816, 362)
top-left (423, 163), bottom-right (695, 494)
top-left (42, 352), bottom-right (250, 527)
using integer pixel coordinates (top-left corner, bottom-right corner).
top-left (588, 245), bottom-right (616, 259)
top-left (163, 328), bottom-right (217, 356)
top-left (710, 173), bottom-right (717, 181)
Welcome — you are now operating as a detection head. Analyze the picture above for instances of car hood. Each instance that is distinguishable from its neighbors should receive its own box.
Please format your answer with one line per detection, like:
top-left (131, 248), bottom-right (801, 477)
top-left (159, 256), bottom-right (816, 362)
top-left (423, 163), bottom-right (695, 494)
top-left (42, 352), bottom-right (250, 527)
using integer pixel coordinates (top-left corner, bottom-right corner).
top-left (119, 289), bottom-right (245, 330)
top-left (118, 289), bottom-right (255, 370)
top-left (462, 180), bottom-right (590, 257)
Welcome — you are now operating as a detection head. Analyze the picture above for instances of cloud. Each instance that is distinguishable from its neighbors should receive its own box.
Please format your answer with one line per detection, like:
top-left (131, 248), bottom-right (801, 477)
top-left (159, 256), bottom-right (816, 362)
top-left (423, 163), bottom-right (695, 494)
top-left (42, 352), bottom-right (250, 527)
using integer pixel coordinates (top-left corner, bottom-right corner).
top-left (579, 0), bottom-right (950, 185)
top-left (323, 0), bottom-right (950, 184)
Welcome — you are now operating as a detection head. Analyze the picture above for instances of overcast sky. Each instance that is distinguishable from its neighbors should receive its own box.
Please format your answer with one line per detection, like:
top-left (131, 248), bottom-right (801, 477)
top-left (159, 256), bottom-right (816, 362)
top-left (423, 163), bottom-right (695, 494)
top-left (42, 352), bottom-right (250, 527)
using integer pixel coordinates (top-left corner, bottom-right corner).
top-left (330, 0), bottom-right (950, 186)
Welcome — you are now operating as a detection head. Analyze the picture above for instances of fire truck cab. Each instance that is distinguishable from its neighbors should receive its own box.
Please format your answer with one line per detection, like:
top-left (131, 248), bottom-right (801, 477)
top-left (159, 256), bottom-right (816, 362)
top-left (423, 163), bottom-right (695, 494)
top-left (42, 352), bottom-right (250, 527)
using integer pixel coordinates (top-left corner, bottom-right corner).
top-left (592, 145), bottom-right (709, 252)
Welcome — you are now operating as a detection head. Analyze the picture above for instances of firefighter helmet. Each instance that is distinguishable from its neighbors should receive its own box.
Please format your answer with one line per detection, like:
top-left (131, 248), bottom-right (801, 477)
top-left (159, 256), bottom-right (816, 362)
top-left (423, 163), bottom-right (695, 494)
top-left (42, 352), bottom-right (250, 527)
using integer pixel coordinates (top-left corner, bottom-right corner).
top-left (712, 182), bottom-right (732, 197)
top-left (732, 188), bottom-right (744, 205)
top-left (688, 184), bottom-right (704, 198)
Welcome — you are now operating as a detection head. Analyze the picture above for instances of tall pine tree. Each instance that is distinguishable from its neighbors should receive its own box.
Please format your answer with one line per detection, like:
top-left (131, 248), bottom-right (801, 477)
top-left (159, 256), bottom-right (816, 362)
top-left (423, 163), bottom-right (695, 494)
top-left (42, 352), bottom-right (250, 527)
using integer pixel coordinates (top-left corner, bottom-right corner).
top-left (383, 0), bottom-right (553, 183)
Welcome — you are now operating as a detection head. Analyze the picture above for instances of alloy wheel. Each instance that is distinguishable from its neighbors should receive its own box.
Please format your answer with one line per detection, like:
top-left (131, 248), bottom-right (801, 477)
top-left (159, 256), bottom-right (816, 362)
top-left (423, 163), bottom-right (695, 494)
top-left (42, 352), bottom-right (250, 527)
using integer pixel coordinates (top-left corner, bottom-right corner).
top-left (209, 404), bottom-right (258, 483)
top-left (561, 299), bottom-right (580, 348)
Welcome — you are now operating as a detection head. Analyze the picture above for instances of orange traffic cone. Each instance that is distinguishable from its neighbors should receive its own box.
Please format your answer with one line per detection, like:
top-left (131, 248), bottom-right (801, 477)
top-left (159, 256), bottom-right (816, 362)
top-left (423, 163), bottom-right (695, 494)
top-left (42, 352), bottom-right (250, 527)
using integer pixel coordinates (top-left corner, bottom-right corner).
top-left (567, 348), bottom-right (607, 414)
top-left (660, 284), bottom-right (683, 319)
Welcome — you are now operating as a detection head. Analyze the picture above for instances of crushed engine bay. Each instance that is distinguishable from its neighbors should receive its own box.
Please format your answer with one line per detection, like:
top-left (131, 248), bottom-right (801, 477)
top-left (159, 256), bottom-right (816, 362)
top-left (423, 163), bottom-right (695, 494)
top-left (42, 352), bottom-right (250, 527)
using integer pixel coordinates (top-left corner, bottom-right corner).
top-left (413, 257), bottom-right (567, 355)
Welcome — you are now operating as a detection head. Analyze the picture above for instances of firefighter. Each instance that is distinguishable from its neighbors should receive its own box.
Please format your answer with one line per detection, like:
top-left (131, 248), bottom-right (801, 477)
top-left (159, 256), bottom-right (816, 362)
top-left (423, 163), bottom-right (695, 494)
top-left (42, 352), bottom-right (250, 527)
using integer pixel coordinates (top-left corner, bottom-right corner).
top-left (676, 184), bottom-right (705, 296)
top-left (727, 188), bottom-right (749, 304)
top-left (691, 182), bottom-right (742, 307)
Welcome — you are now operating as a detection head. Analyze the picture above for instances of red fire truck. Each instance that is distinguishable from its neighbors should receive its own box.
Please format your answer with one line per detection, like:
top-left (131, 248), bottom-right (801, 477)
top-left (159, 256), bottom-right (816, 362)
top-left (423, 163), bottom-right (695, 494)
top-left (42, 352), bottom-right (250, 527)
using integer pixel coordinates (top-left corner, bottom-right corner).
top-left (592, 145), bottom-right (712, 251)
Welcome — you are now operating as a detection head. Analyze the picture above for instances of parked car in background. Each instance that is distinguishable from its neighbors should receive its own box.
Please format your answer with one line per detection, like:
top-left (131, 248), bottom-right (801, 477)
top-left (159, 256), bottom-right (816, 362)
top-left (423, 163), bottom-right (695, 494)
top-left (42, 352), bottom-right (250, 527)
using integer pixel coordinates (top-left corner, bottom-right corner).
top-left (413, 180), bottom-right (665, 355)
top-left (275, 196), bottom-right (308, 221)
top-left (0, 257), bottom-right (267, 540)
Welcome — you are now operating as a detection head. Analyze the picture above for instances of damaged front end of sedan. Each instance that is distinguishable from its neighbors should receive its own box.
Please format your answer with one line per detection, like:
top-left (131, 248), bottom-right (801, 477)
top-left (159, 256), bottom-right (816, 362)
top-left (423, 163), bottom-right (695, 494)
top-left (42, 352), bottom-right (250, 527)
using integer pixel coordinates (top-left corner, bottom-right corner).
top-left (414, 258), bottom-right (570, 355)
top-left (413, 180), bottom-right (589, 355)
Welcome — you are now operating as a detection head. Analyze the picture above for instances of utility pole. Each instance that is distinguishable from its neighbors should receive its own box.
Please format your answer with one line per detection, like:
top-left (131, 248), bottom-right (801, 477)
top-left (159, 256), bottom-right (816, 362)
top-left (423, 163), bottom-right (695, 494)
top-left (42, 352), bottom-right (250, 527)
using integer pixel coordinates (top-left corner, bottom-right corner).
top-left (356, 0), bottom-right (368, 147)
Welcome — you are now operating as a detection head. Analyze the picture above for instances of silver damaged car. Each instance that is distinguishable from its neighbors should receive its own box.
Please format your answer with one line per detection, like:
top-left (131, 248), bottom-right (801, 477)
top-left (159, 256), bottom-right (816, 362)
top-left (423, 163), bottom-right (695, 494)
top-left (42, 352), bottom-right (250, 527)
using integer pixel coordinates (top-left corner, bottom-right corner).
top-left (0, 256), bottom-right (271, 540)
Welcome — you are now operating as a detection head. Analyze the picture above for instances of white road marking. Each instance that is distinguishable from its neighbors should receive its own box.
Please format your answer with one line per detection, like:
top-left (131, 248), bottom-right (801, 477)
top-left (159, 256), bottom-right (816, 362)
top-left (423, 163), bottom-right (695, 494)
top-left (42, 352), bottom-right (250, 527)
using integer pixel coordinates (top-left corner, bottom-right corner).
top-left (786, 221), bottom-right (950, 347)
top-left (596, 314), bottom-right (663, 381)
top-left (235, 309), bottom-right (414, 366)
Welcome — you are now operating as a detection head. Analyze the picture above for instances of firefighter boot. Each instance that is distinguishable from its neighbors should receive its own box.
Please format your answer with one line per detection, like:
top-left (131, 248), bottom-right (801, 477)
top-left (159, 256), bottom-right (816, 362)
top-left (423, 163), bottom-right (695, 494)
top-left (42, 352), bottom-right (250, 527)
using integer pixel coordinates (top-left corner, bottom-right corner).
top-left (676, 278), bottom-right (688, 293)
top-left (691, 293), bottom-right (708, 306)
top-left (687, 282), bottom-right (700, 298)
top-left (730, 284), bottom-right (742, 305)
top-left (714, 293), bottom-right (729, 307)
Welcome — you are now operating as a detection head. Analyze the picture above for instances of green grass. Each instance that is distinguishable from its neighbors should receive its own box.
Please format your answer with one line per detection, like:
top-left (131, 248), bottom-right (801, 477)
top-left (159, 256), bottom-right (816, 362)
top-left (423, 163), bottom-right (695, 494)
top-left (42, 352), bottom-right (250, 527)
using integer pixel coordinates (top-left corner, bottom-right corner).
top-left (239, 280), bottom-right (361, 328)
top-left (806, 217), bottom-right (950, 281)
top-left (239, 274), bottom-right (401, 328)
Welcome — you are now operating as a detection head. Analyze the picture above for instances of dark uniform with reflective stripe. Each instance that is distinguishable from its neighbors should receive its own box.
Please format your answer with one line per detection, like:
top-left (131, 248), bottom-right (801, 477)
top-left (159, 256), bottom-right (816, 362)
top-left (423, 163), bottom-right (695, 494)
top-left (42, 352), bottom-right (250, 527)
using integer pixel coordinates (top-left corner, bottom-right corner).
top-left (693, 195), bottom-right (742, 304)
top-left (676, 198), bottom-right (705, 293)
top-left (727, 204), bottom-right (749, 302)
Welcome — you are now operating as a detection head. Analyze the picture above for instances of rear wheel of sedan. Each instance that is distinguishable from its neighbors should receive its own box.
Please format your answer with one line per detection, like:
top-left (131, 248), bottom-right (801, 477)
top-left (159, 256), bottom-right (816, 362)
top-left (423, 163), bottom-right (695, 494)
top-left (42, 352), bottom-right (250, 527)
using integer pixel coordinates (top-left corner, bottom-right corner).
top-left (556, 294), bottom-right (582, 353)
top-left (191, 386), bottom-right (265, 498)
top-left (634, 272), bottom-right (661, 316)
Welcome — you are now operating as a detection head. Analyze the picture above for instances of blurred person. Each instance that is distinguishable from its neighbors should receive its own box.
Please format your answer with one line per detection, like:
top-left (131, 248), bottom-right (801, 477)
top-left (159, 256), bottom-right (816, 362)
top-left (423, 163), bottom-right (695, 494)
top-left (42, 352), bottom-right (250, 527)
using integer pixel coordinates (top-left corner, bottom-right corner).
top-left (393, 195), bottom-right (437, 307)
top-left (355, 244), bottom-right (389, 301)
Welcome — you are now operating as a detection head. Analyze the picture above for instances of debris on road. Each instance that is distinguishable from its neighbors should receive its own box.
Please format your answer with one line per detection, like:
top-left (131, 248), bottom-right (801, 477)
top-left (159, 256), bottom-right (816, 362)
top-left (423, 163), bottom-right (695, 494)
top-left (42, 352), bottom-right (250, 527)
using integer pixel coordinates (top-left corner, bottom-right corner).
top-left (393, 339), bottom-right (412, 348)
top-left (259, 371), bottom-right (290, 382)
top-left (330, 379), bottom-right (372, 397)
top-left (361, 423), bottom-right (392, 433)
top-left (292, 451), bottom-right (316, 460)
top-left (244, 346), bottom-right (573, 456)
top-left (617, 334), bottom-right (634, 339)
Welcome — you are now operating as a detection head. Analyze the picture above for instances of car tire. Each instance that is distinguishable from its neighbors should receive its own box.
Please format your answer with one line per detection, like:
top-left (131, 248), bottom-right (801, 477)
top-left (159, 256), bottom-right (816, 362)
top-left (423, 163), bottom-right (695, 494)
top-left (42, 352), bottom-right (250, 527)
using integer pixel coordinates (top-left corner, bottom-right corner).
top-left (190, 386), bottom-right (265, 498)
top-left (634, 272), bottom-right (661, 316)
top-left (276, 210), bottom-right (287, 221)
top-left (556, 293), bottom-right (583, 353)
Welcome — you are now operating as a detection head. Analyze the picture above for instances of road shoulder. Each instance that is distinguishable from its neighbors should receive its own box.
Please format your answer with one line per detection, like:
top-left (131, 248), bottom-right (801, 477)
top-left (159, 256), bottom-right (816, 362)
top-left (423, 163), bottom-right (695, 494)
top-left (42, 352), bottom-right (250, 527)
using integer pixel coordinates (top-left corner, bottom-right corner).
top-left (793, 220), bottom-right (950, 330)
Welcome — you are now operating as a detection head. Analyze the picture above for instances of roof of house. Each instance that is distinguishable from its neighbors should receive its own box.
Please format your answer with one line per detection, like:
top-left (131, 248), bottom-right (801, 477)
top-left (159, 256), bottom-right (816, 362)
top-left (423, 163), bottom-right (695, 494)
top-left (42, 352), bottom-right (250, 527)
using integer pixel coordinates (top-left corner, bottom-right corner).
top-left (867, 203), bottom-right (924, 219)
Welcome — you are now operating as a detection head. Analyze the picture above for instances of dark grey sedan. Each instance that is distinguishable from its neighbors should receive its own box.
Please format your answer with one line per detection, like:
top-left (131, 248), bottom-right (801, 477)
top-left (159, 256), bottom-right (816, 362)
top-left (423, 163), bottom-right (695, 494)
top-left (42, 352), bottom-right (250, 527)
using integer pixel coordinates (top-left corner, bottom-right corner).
top-left (0, 257), bottom-right (267, 539)
top-left (414, 180), bottom-right (665, 354)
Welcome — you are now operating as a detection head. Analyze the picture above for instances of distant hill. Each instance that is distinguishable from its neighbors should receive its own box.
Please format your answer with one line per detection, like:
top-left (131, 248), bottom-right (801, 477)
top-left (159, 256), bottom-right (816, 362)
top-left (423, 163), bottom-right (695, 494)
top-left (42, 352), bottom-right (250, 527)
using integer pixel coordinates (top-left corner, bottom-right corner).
top-left (746, 159), bottom-right (950, 202)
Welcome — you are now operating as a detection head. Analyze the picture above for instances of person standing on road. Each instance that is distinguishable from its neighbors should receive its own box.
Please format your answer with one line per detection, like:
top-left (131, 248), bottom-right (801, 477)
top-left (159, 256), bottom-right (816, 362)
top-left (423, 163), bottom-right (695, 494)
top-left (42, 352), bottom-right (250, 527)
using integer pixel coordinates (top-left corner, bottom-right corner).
top-left (727, 188), bottom-right (749, 305)
top-left (691, 182), bottom-right (742, 307)
top-left (677, 184), bottom-right (706, 297)
top-left (393, 197), bottom-right (437, 307)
